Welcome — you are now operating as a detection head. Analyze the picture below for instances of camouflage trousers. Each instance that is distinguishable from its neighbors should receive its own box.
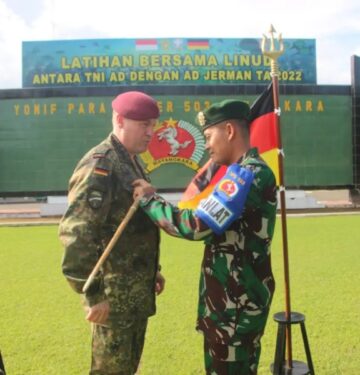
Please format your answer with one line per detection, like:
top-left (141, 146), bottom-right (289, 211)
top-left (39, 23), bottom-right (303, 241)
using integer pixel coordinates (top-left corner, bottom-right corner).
top-left (204, 338), bottom-right (261, 375)
top-left (90, 319), bottom-right (148, 375)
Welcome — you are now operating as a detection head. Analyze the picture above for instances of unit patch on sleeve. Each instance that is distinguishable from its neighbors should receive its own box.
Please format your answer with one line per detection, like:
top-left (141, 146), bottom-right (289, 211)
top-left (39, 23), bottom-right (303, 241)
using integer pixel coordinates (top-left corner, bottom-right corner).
top-left (87, 190), bottom-right (104, 209)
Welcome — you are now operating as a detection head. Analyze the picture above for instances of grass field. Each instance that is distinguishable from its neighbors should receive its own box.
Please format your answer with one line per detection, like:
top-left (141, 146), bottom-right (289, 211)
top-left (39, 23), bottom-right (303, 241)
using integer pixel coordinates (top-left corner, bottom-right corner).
top-left (0, 214), bottom-right (359, 374)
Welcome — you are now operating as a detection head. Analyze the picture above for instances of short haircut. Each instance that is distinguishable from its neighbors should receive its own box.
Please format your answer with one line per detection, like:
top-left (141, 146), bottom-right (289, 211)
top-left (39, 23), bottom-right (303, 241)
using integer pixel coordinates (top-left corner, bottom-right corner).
top-left (232, 118), bottom-right (250, 137)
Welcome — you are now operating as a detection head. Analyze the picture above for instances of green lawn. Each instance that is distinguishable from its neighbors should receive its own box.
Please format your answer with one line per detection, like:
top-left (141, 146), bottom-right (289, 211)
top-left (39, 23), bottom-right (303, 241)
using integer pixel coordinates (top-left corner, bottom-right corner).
top-left (0, 214), bottom-right (359, 374)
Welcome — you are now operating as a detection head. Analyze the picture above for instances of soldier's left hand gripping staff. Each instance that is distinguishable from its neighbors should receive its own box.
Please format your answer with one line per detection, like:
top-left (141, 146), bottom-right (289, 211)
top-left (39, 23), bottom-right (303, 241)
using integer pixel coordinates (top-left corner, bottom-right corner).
top-left (133, 99), bottom-right (277, 375)
top-left (59, 91), bottom-right (164, 375)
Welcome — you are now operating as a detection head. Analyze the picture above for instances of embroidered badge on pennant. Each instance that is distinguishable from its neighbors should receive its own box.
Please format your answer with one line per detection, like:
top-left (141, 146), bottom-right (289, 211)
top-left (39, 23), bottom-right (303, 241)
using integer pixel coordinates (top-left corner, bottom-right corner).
top-left (197, 195), bottom-right (233, 229)
top-left (217, 179), bottom-right (239, 198)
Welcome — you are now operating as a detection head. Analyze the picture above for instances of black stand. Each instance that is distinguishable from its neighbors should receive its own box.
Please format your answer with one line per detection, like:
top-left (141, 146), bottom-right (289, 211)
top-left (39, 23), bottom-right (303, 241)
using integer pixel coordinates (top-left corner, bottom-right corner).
top-left (0, 350), bottom-right (5, 375)
top-left (270, 312), bottom-right (315, 375)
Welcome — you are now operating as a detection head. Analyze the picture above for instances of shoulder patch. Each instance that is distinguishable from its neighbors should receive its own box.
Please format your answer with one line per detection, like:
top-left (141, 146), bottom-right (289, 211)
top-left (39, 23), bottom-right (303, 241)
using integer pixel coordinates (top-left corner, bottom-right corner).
top-left (94, 167), bottom-right (110, 177)
top-left (91, 150), bottom-right (113, 179)
top-left (87, 190), bottom-right (104, 209)
top-left (88, 155), bottom-right (112, 194)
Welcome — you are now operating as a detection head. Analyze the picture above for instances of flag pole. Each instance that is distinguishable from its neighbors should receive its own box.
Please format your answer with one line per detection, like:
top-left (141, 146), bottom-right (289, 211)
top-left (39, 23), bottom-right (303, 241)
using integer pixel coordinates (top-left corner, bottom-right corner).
top-left (82, 198), bottom-right (140, 293)
top-left (261, 25), bottom-right (293, 368)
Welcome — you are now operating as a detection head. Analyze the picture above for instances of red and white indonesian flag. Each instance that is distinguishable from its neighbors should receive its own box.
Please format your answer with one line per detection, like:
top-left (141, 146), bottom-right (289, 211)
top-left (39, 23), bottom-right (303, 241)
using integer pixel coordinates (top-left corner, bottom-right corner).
top-left (178, 83), bottom-right (279, 210)
top-left (135, 39), bottom-right (158, 51)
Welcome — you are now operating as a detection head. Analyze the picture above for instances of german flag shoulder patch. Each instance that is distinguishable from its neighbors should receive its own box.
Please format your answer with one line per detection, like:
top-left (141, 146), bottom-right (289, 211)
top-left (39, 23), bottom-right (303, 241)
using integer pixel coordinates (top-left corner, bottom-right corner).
top-left (94, 167), bottom-right (109, 177)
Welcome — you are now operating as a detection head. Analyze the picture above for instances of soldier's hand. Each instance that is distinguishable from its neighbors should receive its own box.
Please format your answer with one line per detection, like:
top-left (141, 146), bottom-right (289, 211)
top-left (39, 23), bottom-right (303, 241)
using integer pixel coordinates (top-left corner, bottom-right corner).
top-left (86, 301), bottom-right (110, 325)
top-left (132, 179), bottom-right (156, 199)
top-left (155, 271), bottom-right (165, 295)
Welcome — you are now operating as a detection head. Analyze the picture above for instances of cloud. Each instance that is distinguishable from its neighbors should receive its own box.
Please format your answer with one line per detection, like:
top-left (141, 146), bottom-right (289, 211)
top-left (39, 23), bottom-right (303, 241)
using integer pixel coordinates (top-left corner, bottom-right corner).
top-left (0, 0), bottom-right (359, 88)
top-left (0, 1), bottom-right (28, 88)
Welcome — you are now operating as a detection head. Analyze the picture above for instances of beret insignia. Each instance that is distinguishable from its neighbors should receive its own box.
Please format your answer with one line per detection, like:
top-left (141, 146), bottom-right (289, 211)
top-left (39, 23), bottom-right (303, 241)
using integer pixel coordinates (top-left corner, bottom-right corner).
top-left (197, 111), bottom-right (206, 127)
top-left (199, 100), bottom-right (250, 131)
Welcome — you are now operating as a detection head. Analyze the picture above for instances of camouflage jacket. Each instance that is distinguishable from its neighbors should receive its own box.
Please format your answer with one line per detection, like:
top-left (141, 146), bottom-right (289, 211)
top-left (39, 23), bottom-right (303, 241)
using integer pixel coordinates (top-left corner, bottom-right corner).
top-left (140, 148), bottom-right (277, 345)
top-left (59, 134), bottom-right (160, 327)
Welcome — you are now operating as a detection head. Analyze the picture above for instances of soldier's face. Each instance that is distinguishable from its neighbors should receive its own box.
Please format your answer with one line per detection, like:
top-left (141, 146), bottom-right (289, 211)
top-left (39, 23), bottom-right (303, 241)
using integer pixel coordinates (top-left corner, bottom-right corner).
top-left (204, 123), bottom-right (232, 165)
top-left (118, 117), bottom-right (157, 155)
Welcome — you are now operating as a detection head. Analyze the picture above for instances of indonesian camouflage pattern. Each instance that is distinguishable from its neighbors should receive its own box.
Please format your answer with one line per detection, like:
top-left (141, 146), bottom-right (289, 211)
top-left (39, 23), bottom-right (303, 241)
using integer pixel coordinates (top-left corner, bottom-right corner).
top-left (140, 148), bottom-right (277, 361)
top-left (204, 338), bottom-right (261, 375)
top-left (59, 133), bottom-right (160, 327)
top-left (90, 319), bottom-right (147, 375)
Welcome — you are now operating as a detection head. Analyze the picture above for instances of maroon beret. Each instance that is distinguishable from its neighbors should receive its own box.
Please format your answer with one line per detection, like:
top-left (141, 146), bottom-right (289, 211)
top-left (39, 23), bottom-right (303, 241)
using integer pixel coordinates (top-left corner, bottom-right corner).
top-left (112, 91), bottom-right (160, 120)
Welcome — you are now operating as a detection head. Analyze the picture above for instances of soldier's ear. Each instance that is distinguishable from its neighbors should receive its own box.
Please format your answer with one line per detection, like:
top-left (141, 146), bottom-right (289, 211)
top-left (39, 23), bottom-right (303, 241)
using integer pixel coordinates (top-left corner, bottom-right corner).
top-left (112, 111), bottom-right (124, 129)
top-left (116, 114), bottom-right (125, 129)
top-left (225, 121), bottom-right (236, 141)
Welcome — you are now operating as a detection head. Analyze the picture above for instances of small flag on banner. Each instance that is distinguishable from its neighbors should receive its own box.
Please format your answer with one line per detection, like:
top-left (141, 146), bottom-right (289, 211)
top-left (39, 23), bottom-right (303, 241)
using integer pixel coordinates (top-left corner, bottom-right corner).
top-left (135, 39), bottom-right (158, 51)
top-left (187, 39), bottom-right (209, 50)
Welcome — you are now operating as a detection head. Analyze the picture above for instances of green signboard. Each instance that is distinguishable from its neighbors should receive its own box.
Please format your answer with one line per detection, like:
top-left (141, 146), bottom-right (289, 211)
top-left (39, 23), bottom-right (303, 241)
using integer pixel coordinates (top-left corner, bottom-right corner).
top-left (0, 91), bottom-right (352, 193)
top-left (22, 38), bottom-right (316, 87)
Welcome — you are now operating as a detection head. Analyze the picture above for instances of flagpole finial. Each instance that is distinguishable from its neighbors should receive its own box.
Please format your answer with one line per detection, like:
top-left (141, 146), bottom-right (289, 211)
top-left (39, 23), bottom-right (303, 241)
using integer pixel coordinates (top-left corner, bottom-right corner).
top-left (269, 24), bottom-right (276, 33)
top-left (261, 25), bottom-right (285, 76)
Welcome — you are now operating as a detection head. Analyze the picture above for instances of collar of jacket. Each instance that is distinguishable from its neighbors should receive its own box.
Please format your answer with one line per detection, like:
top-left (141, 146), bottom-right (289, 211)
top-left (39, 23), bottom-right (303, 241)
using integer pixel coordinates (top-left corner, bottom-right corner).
top-left (237, 147), bottom-right (259, 164)
top-left (110, 133), bottom-right (134, 164)
top-left (109, 133), bottom-right (149, 181)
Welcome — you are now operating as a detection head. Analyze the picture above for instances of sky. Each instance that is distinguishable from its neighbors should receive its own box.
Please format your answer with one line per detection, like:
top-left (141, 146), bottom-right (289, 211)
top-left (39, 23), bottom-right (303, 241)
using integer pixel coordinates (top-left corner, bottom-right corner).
top-left (0, 0), bottom-right (360, 89)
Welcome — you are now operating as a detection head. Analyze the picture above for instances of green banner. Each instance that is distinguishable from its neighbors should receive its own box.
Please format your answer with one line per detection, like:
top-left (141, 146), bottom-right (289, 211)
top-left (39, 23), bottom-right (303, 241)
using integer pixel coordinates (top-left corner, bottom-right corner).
top-left (22, 38), bottom-right (316, 87)
top-left (0, 93), bottom-right (352, 193)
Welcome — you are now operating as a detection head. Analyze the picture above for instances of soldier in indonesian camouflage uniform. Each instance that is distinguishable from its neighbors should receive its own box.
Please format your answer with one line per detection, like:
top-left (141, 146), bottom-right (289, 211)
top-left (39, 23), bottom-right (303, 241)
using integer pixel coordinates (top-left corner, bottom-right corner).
top-left (133, 100), bottom-right (277, 375)
top-left (59, 91), bottom-right (165, 375)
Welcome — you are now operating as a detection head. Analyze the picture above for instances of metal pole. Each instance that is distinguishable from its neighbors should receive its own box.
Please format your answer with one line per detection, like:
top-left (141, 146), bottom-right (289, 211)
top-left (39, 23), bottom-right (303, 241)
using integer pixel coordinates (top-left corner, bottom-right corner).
top-left (261, 25), bottom-right (293, 368)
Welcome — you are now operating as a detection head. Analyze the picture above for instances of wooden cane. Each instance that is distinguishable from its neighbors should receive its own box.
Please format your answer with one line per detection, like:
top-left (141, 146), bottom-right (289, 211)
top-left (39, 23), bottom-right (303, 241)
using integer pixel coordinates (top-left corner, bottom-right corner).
top-left (82, 198), bottom-right (141, 293)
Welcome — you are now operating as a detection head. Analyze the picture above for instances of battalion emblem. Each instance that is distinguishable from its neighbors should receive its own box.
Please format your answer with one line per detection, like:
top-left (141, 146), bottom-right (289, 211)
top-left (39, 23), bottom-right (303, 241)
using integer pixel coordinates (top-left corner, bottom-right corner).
top-left (140, 118), bottom-right (205, 172)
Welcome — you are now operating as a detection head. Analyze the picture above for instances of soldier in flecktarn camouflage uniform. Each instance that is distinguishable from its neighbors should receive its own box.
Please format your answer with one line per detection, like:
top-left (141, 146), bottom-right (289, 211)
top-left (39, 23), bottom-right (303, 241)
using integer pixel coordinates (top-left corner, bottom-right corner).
top-left (59, 91), bottom-right (165, 375)
top-left (133, 100), bottom-right (277, 375)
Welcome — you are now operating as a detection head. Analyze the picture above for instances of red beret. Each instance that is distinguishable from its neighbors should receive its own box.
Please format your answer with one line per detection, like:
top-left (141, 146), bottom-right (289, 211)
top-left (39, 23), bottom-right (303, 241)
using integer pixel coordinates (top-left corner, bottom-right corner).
top-left (112, 91), bottom-right (160, 120)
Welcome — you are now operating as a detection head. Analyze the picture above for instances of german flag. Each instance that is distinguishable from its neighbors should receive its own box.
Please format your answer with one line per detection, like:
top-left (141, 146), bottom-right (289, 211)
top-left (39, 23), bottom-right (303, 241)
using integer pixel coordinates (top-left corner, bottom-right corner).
top-left (187, 39), bottom-right (209, 50)
top-left (94, 167), bottom-right (109, 177)
top-left (249, 83), bottom-right (279, 183)
top-left (178, 83), bottom-right (279, 210)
